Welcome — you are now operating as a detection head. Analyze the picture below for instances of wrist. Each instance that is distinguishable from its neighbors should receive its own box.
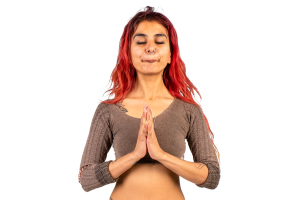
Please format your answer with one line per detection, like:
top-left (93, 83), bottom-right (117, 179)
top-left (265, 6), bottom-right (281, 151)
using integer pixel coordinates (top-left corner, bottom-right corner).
top-left (131, 151), bottom-right (142, 161)
top-left (156, 150), bottom-right (166, 162)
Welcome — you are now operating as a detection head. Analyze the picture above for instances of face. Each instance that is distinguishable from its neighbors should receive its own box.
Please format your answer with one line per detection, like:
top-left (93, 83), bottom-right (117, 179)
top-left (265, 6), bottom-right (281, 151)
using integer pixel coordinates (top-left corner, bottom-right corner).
top-left (130, 20), bottom-right (171, 76)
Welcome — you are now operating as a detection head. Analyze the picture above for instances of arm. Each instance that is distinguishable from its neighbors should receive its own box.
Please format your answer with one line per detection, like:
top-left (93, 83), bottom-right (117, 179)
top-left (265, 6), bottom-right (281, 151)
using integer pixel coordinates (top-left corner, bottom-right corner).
top-left (157, 103), bottom-right (220, 189)
top-left (79, 151), bottom-right (139, 182)
top-left (157, 152), bottom-right (209, 185)
top-left (78, 164), bottom-right (91, 183)
top-left (108, 152), bottom-right (140, 180)
top-left (78, 103), bottom-right (118, 192)
top-left (79, 152), bottom-right (139, 192)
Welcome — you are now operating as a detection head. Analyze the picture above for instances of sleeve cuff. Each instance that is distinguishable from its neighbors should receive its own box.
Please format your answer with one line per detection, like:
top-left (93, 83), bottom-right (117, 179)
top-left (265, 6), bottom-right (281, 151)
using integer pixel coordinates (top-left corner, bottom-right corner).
top-left (196, 162), bottom-right (220, 189)
top-left (95, 160), bottom-right (119, 185)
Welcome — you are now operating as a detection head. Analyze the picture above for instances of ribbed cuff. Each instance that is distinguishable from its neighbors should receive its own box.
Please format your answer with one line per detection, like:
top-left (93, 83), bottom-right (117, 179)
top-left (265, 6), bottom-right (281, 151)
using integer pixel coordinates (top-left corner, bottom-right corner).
top-left (95, 160), bottom-right (119, 185)
top-left (196, 162), bottom-right (220, 189)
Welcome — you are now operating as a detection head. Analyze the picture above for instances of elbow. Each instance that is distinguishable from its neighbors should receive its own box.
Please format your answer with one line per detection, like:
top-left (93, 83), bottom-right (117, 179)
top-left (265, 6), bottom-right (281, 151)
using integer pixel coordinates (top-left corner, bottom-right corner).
top-left (79, 165), bottom-right (104, 192)
top-left (81, 184), bottom-right (93, 192)
top-left (196, 163), bottom-right (220, 190)
top-left (79, 175), bottom-right (103, 192)
top-left (79, 161), bottom-right (119, 192)
top-left (79, 174), bottom-right (107, 192)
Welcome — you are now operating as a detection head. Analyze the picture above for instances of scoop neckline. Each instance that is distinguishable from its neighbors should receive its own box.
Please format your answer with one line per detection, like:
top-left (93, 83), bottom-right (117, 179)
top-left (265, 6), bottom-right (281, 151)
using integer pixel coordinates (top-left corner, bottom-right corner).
top-left (113, 97), bottom-right (177, 120)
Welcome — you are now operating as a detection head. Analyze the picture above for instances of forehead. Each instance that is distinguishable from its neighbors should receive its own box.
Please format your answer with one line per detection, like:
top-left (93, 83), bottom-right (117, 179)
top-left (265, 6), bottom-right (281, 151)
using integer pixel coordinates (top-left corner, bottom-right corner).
top-left (133, 21), bottom-right (168, 38)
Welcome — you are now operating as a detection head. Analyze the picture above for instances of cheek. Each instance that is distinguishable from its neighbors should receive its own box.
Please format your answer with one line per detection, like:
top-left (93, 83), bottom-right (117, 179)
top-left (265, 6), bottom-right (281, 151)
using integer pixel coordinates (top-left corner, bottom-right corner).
top-left (131, 46), bottom-right (142, 56)
top-left (161, 45), bottom-right (171, 54)
top-left (161, 53), bottom-right (171, 62)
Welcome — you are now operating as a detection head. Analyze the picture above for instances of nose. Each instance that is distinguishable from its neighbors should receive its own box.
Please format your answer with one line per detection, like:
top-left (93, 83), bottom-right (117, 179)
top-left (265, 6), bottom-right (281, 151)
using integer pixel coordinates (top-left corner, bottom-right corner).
top-left (146, 41), bottom-right (156, 54)
top-left (147, 48), bottom-right (155, 54)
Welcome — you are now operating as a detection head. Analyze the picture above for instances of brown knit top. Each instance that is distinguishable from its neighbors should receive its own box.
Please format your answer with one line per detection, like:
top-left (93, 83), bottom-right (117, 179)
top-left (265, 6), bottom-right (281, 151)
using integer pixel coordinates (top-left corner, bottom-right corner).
top-left (78, 97), bottom-right (220, 192)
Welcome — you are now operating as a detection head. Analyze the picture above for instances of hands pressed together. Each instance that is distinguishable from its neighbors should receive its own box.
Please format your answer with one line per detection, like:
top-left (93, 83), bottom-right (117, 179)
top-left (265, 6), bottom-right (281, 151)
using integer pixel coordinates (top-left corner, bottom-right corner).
top-left (133, 104), bottom-right (165, 161)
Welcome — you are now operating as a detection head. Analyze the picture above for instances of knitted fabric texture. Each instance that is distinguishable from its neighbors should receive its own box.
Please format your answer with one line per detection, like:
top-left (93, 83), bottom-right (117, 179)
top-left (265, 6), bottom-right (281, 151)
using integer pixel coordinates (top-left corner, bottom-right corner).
top-left (78, 98), bottom-right (220, 192)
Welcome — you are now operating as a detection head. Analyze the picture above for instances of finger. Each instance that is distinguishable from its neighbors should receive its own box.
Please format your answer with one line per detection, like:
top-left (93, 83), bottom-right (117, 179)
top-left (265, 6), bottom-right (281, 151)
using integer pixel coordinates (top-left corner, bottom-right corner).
top-left (147, 111), bottom-right (151, 130)
top-left (147, 108), bottom-right (150, 121)
top-left (147, 120), bottom-right (151, 135)
top-left (147, 108), bottom-right (154, 132)
top-left (144, 119), bottom-right (148, 135)
top-left (147, 106), bottom-right (151, 116)
top-left (144, 105), bottom-right (149, 126)
top-left (145, 105), bottom-right (149, 123)
top-left (144, 122), bottom-right (148, 134)
top-left (147, 107), bottom-right (152, 124)
top-left (149, 106), bottom-right (152, 116)
top-left (143, 105), bottom-right (147, 120)
top-left (141, 104), bottom-right (147, 126)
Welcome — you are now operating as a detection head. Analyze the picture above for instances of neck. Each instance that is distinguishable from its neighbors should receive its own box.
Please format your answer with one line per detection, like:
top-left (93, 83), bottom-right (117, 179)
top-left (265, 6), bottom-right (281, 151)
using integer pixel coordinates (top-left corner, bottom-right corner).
top-left (131, 73), bottom-right (168, 101)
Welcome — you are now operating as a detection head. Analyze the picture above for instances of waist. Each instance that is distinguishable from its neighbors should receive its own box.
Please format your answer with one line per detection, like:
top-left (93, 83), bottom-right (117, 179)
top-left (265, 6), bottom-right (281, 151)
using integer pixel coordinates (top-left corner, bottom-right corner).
top-left (111, 163), bottom-right (185, 200)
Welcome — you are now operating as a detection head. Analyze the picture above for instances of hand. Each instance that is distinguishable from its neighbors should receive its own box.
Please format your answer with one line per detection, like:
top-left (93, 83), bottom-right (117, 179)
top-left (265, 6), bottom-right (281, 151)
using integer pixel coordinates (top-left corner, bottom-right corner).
top-left (132, 104), bottom-right (149, 160)
top-left (145, 106), bottom-right (165, 160)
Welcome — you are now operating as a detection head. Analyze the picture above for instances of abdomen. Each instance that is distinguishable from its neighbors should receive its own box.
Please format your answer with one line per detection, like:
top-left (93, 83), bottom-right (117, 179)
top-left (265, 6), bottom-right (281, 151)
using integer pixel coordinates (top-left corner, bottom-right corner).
top-left (110, 163), bottom-right (185, 200)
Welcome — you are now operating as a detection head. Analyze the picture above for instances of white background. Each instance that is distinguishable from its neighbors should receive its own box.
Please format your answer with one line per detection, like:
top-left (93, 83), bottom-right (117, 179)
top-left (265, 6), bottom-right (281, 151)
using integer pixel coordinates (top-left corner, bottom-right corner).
top-left (1, 0), bottom-right (299, 199)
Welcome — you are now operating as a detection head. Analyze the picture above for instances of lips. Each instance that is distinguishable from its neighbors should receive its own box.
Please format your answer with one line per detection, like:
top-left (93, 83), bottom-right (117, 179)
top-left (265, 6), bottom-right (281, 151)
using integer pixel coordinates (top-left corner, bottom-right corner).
top-left (143, 59), bottom-right (157, 63)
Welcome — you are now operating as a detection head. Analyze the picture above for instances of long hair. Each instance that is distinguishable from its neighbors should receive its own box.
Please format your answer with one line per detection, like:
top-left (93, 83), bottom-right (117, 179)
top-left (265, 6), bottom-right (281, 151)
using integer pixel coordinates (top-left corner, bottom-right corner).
top-left (100, 6), bottom-right (220, 165)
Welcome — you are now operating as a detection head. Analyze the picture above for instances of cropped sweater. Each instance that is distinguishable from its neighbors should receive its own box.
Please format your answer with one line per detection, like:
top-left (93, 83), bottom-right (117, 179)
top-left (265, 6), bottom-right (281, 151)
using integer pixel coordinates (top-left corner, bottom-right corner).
top-left (78, 97), bottom-right (221, 192)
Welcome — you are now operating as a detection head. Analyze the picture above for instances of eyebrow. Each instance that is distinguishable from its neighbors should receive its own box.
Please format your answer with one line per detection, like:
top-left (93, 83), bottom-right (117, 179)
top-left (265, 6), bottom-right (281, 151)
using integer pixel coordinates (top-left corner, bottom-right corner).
top-left (133, 33), bottom-right (167, 39)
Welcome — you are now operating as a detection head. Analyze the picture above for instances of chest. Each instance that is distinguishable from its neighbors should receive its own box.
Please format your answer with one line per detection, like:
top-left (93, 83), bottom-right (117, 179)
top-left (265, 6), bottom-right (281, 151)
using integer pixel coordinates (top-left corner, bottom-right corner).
top-left (115, 98), bottom-right (175, 119)
top-left (110, 100), bottom-right (190, 162)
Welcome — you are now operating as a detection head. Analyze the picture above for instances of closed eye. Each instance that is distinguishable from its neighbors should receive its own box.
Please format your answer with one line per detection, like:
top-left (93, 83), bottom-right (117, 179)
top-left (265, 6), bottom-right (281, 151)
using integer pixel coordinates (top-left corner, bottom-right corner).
top-left (137, 42), bottom-right (165, 45)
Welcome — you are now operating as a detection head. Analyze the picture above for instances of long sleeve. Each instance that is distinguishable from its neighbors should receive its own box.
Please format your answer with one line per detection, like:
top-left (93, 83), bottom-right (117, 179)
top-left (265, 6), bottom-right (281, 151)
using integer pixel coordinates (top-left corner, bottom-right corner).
top-left (79, 103), bottom-right (119, 192)
top-left (186, 103), bottom-right (221, 189)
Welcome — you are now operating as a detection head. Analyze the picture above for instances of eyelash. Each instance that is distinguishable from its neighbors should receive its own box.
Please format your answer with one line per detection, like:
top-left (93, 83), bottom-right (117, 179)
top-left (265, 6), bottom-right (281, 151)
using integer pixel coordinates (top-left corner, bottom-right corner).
top-left (137, 42), bottom-right (164, 45)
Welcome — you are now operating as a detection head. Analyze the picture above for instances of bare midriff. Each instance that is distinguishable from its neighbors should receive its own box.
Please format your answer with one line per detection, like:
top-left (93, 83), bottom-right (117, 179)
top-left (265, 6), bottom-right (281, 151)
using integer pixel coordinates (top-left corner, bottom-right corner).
top-left (110, 163), bottom-right (185, 200)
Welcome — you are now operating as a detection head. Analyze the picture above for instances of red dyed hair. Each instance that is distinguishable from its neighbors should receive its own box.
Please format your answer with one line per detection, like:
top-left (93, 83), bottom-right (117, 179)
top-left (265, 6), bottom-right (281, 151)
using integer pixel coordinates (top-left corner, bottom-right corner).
top-left (100, 6), bottom-right (220, 165)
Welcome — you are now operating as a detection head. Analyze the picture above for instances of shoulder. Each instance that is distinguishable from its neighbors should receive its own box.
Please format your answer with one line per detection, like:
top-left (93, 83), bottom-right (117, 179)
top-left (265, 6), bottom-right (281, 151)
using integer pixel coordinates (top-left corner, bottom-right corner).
top-left (93, 99), bottom-right (115, 119)
top-left (98, 99), bottom-right (115, 107)
top-left (175, 98), bottom-right (201, 113)
top-left (175, 98), bottom-right (204, 122)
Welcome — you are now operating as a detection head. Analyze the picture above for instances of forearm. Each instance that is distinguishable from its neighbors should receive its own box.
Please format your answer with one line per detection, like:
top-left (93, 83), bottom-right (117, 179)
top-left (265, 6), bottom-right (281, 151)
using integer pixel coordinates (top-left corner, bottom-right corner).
top-left (109, 152), bottom-right (140, 179)
top-left (157, 152), bottom-right (208, 185)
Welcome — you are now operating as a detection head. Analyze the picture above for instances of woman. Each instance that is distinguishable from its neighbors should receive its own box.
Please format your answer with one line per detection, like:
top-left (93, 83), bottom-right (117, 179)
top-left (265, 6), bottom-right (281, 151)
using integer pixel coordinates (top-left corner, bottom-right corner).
top-left (78, 6), bottom-right (221, 200)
